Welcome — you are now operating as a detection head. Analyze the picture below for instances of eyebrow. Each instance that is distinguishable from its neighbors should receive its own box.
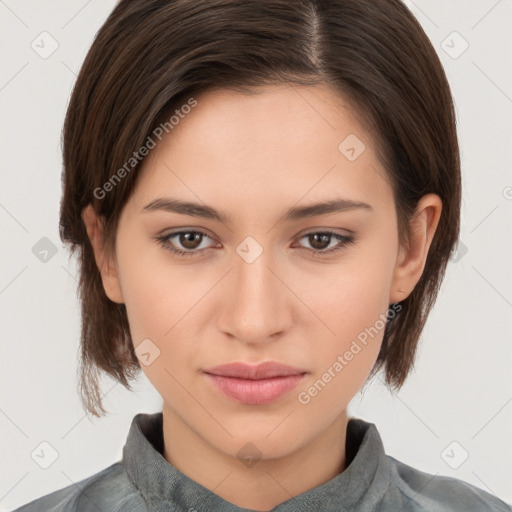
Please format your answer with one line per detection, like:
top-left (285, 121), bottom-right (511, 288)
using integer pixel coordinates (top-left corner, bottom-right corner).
top-left (141, 197), bottom-right (373, 224)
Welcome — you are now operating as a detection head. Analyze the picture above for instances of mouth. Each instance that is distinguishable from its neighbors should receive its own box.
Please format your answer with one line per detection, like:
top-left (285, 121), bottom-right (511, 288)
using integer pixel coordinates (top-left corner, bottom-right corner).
top-left (203, 361), bottom-right (307, 379)
top-left (202, 361), bottom-right (308, 405)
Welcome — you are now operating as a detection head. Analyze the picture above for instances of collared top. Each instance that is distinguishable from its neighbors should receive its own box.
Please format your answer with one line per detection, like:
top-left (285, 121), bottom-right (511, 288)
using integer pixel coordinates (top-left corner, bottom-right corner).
top-left (14, 412), bottom-right (510, 511)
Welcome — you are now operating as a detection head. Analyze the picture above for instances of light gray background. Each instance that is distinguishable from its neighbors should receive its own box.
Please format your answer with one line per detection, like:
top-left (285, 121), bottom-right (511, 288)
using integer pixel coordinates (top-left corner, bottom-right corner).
top-left (1, 0), bottom-right (511, 510)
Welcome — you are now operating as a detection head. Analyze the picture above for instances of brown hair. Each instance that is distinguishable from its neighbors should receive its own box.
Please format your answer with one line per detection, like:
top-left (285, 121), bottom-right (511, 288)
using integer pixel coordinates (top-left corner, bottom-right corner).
top-left (60, 0), bottom-right (461, 417)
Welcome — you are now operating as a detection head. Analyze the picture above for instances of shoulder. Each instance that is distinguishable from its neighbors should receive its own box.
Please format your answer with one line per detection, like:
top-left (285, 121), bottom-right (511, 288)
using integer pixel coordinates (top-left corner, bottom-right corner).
top-left (12, 462), bottom-right (148, 512)
top-left (385, 455), bottom-right (511, 512)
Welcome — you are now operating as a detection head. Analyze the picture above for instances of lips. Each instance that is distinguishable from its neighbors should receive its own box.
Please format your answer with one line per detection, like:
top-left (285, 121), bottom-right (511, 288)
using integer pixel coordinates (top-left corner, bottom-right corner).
top-left (203, 361), bottom-right (307, 380)
top-left (202, 361), bottom-right (308, 405)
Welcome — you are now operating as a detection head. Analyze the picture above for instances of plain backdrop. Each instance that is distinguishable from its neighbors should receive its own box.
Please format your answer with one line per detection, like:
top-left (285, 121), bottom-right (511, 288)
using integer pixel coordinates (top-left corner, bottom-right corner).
top-left (1, 0), bottom-right (511, 510)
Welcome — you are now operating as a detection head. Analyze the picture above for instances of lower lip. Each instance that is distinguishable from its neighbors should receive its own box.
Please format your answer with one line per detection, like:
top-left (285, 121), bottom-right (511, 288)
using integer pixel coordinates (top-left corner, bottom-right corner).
top-left (204, 373), bottom-right (306, 405)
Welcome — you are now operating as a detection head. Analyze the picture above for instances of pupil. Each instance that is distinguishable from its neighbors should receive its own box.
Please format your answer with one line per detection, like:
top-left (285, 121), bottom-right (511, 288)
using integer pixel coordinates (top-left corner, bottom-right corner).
top-left (182, 232), bottom-right (201, 249)
top-left (311, 233), bottom-right (330, 250)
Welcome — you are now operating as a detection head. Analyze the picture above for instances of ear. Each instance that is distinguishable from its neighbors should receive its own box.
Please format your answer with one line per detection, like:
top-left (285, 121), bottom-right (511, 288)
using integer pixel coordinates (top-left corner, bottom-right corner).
top-left (389, 193), bottom-right (442, 304)
top-left (81, 204), bottom-right (125, 304)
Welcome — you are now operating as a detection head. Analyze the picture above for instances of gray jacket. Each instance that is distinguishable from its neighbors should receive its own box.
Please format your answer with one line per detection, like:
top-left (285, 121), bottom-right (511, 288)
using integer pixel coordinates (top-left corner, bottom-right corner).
top-left (13, 412), bottom-right (511, 511)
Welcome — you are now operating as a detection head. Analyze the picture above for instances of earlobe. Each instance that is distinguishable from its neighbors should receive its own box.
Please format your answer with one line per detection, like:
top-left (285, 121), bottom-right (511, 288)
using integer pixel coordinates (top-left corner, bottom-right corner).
top-left (389, 194), bottom-right (442, 304)
top-left (81, 204), bottom-right (125, 304)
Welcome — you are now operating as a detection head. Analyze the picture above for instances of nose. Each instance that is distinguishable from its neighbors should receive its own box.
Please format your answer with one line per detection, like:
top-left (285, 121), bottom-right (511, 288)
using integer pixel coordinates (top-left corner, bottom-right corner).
top-left (216, 241), bottom-right (294, 347)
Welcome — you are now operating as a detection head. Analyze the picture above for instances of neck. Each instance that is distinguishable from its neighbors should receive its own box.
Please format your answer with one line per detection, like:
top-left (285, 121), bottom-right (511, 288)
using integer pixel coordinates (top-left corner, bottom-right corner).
top-left (162, 404), bottom-right (348, 511)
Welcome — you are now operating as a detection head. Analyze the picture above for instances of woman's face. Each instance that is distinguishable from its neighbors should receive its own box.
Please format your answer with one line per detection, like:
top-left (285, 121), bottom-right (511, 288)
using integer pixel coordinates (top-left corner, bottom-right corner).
top-left (93, 84), bottom-right (419, 460)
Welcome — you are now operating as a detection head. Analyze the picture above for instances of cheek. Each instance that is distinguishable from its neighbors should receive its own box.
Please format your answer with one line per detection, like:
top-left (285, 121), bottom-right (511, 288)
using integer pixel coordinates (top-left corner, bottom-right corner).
top-left (294, 275), bottom-right (389, 417)
top-left (117, 255), bottom-right (199, 395)
top-left (116, 231), bottom-right (195, 340)
top-left (116, 239), bottom-right (214, 386)
top-left (120, 270), bottom-right (170, 344)
top-left (302, 249), bottom-right (394, 344)
top-left (297, 244), bottom-right (396, 395)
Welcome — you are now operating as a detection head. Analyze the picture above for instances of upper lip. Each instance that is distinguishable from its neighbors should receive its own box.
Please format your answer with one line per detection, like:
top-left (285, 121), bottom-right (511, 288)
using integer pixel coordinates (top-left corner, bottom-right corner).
top-left (203, 361), bottom-right (307, 380)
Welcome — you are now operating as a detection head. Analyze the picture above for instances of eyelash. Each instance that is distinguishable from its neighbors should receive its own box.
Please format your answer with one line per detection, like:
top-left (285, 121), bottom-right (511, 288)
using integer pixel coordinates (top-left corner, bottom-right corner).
top-left (154, 230), bottom-right (355, 258)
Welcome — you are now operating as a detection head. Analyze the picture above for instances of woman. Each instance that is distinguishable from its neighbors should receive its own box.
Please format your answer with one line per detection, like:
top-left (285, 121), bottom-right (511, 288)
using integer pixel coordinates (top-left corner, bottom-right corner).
top-left (14, 0), bottom-right (510, 510)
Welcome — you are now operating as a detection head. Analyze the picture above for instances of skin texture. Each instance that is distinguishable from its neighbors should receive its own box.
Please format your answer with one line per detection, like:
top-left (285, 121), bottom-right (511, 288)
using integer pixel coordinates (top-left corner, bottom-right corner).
top-left (83, 84), bottom-right (442, 511)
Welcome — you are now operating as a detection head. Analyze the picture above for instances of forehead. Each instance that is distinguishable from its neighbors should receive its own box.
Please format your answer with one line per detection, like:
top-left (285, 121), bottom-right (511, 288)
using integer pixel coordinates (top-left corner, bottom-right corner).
top-left (128, 84), bottom-right (392, 220)
top-left (180, 83), bottom-right (368, 148)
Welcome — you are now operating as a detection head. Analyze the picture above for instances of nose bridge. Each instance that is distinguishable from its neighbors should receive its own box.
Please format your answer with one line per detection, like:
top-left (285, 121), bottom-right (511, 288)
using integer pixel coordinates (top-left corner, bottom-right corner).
top-left (218, 236), bottom-right (290, 343)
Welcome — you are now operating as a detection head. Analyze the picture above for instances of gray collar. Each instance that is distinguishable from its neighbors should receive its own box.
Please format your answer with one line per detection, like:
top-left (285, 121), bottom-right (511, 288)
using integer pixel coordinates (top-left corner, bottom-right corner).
top-left (123, 412), bottom-right (391, 511)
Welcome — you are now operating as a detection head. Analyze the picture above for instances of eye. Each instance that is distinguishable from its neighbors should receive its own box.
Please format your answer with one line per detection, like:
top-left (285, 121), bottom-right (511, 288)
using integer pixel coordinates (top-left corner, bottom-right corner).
top-left (155, 230), bottom-right (217, 258)
top-left (154, 229), bottom-right (355, 258)
top-left (294, 231), bottom-right (355, 255)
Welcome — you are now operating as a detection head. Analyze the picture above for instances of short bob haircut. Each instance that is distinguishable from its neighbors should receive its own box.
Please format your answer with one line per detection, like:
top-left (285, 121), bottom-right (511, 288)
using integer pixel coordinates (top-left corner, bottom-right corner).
top-left (59, 0), bottom-right (461, 417)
